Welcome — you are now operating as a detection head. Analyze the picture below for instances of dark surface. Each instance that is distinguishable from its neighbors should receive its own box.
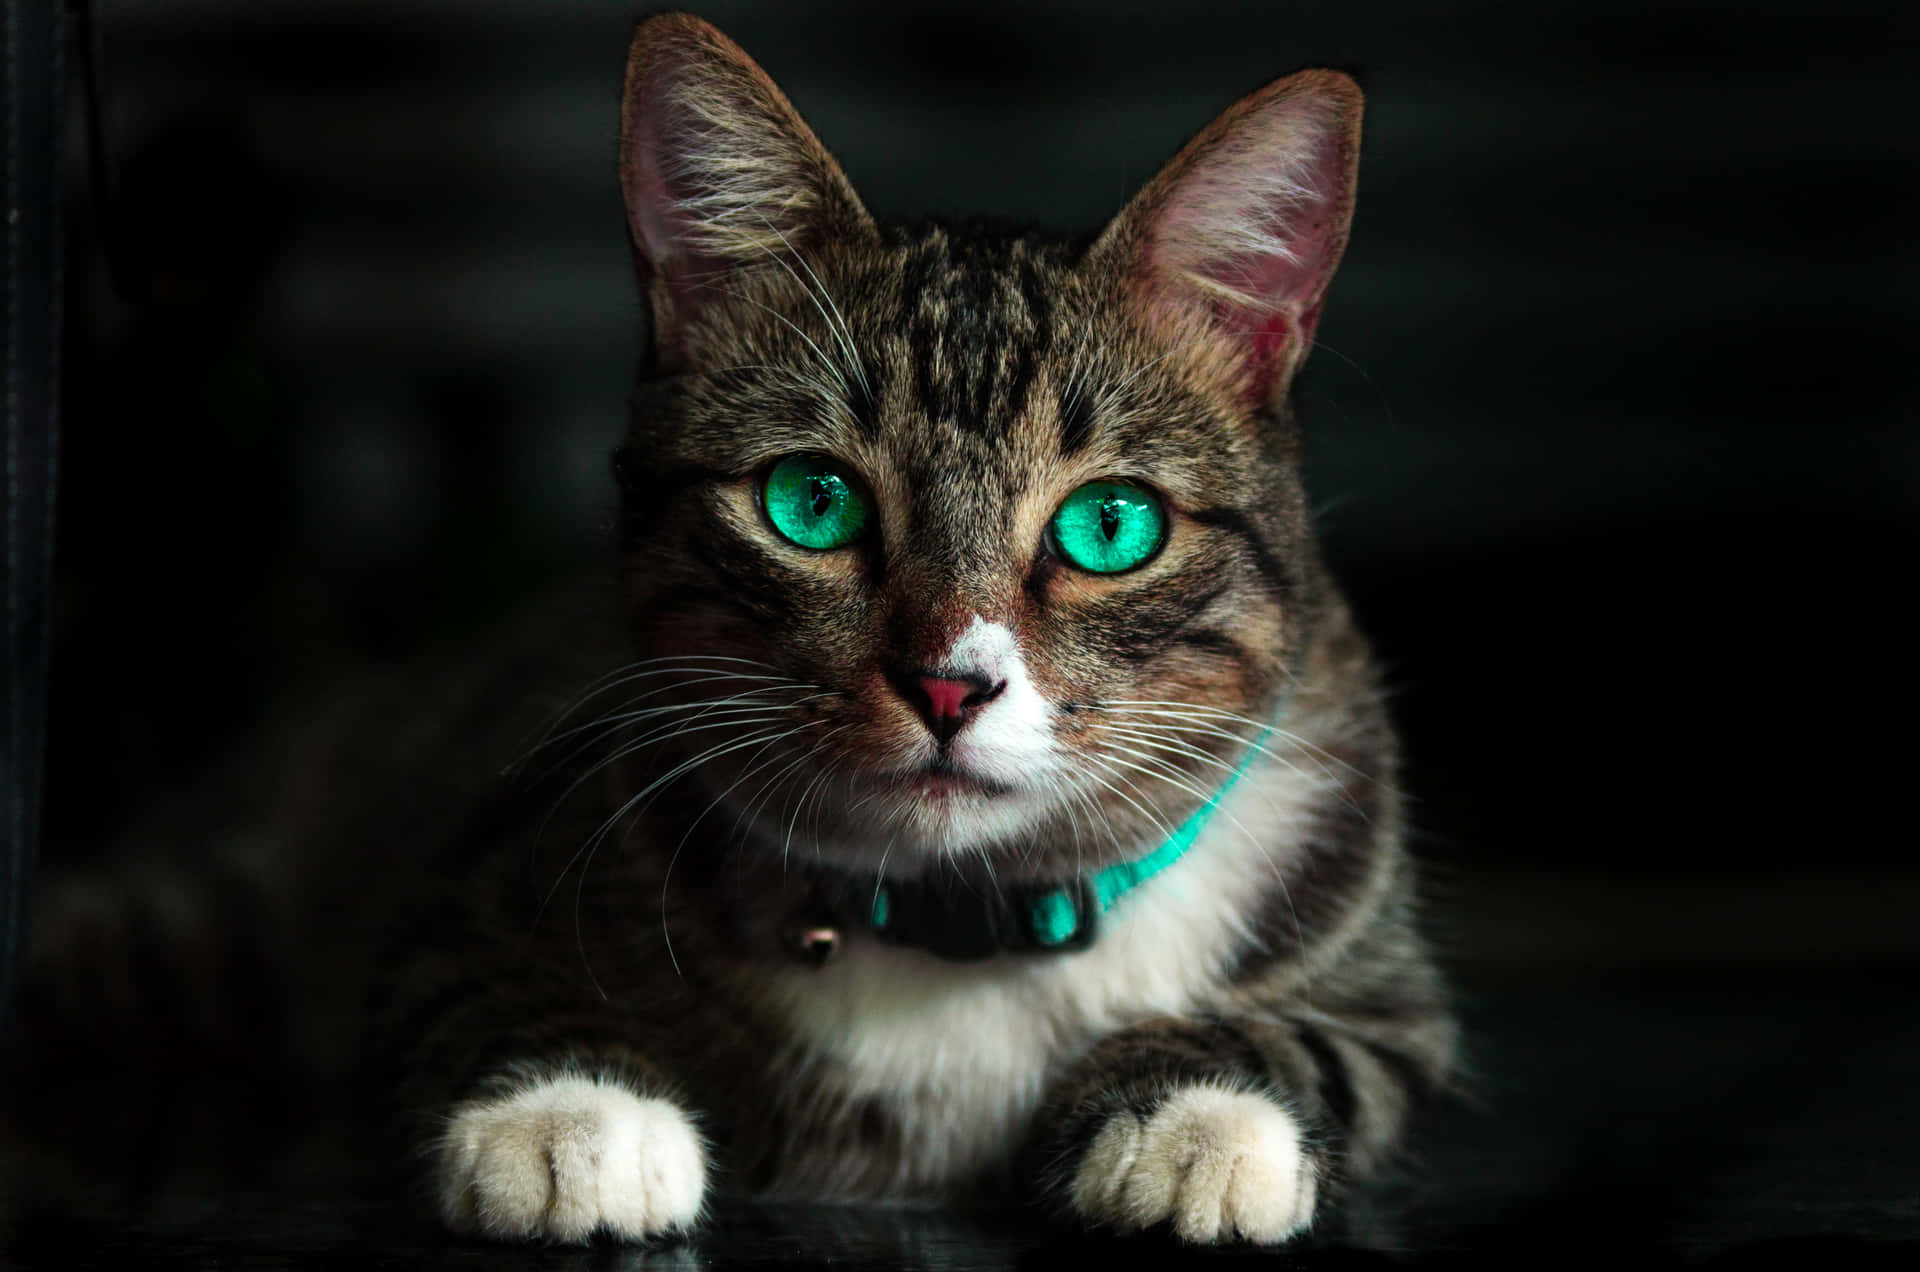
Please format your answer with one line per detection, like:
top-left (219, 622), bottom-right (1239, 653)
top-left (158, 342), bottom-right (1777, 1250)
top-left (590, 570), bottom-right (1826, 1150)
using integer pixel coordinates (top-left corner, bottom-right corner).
top-left (2, 0), bottom-right (64, 1039)
top-left (7, 976), bottom-right (1918, 1268)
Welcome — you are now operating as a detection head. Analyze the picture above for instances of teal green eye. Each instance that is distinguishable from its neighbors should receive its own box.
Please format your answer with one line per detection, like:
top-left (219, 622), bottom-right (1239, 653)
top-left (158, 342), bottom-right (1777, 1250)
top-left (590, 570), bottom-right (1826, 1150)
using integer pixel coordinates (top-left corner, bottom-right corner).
top-left (1049, 480), bottom-right (1167, 574)
top-left (763, 454), bottom-right (872, 550)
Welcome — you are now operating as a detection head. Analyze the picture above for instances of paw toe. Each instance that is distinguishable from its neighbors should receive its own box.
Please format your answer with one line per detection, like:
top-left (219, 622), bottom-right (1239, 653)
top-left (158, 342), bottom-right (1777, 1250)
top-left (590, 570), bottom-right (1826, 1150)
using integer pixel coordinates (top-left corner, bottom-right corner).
top-left (1069, 1085), bottom-right (1314, 1245)
top-left (437, 1075), bottom-right (706, 1244)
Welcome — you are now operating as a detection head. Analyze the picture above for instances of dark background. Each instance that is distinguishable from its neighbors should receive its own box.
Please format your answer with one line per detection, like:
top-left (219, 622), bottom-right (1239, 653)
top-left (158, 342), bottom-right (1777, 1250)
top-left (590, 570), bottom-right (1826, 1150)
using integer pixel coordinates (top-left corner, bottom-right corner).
top-left (49, 0), bottom-right (1918, 972)
top-left (18, 0), bottom-right (1920, 1262)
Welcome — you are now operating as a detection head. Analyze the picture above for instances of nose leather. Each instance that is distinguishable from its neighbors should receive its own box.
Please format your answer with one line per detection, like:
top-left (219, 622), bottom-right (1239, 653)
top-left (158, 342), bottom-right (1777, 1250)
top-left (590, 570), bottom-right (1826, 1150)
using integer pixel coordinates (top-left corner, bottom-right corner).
top-left (892, 670), bottom-right (1005, 743)
top-left (919, 676), bottom-right (973, 723)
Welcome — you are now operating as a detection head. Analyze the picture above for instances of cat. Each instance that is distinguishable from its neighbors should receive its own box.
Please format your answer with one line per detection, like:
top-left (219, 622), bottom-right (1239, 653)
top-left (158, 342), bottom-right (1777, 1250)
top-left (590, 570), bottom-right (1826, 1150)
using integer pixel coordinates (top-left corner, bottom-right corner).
top-left (390, 11), bottom-right (1457, 1247)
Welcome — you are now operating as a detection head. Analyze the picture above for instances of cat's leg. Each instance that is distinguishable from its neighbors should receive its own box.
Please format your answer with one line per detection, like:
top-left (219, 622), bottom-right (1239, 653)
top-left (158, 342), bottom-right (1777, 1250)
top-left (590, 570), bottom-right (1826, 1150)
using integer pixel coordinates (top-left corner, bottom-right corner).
top-left (432, 1042), bottom-right (708, 1243)
top-left (1026, 1009), bottom-right (1451, 1245)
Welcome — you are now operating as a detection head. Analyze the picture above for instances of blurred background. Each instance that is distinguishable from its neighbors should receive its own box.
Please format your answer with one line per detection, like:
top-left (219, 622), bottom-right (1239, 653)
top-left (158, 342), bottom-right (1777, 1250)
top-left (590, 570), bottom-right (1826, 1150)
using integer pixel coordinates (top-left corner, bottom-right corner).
top-left (45, 0), bottom-right (1918, 984)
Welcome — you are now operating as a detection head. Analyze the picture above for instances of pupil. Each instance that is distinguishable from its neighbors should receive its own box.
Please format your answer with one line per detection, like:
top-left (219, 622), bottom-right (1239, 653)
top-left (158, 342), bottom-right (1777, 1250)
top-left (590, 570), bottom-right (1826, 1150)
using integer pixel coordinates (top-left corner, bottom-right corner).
top-left (809, 477), bottom-right (833, 517)
top-left (1099, 501), bottom-right (1121, 541)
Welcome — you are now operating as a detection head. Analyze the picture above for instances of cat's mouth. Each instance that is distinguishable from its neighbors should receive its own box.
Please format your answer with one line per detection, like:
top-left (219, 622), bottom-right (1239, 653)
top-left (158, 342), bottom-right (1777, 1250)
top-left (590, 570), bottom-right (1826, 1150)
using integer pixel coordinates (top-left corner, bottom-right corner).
top-left (895, 757), bottom-right (1014, 800)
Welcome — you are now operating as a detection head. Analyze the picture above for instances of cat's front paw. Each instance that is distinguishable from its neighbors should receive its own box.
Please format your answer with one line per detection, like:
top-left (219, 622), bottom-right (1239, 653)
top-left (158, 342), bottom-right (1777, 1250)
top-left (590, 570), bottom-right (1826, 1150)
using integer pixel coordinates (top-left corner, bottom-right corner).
top-left (1069, 1085), bottom-right (1316, 1244)
top-left (437, 1073), bottom-right (706, 1243)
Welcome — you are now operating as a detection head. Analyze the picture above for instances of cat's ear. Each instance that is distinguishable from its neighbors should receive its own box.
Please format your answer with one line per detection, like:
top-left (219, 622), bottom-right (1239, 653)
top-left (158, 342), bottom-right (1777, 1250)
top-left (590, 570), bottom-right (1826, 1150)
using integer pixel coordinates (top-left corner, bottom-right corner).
top-left (620, 14), bottom-right (874, 370)
top-left (1091, 70), bottom-right (1362, 408)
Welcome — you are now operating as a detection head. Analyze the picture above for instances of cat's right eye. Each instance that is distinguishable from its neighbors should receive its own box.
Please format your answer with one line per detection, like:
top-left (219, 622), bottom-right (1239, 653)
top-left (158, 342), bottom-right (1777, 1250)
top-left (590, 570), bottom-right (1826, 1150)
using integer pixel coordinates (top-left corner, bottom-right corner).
top-left (1047, 480), bottom-right (1167, 574)
top-left (762, 454), bottom-right (873, 551)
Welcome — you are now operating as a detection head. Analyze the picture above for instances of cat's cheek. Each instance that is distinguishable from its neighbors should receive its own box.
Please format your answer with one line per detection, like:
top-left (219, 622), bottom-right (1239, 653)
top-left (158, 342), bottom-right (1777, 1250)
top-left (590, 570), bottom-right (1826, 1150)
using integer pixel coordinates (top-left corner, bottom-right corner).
top-left (437, 1075), bottom-right (707, 1244)
top-left (1069, 1086), bottom-right (1316, 1245)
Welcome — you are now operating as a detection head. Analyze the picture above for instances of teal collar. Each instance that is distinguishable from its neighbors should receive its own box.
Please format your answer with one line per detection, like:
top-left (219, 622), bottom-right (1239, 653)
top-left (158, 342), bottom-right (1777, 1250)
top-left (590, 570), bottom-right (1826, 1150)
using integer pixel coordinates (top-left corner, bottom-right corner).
top-left (843, 723), bottom-right (1273, 962)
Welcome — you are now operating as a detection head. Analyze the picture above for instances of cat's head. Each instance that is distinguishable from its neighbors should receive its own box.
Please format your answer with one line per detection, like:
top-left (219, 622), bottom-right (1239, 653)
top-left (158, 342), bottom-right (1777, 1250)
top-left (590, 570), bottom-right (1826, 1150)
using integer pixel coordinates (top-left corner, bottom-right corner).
top-left (612, 14), bottom-right (1360, 876)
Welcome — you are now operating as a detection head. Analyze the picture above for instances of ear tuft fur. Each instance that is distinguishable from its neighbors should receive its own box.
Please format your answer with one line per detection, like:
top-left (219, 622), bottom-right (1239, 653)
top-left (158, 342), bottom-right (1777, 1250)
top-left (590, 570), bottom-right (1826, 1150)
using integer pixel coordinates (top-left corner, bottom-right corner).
top-left (1094, 70), bottom-right (1363, 403)
top-left (619, 14), bottom-right (872, 366)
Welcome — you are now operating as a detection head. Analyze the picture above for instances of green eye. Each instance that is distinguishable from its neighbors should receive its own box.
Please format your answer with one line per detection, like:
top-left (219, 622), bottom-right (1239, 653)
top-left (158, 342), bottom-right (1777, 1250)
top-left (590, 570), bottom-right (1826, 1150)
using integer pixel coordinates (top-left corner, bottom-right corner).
top-left (1049, 480), bottom-right (1167, 574)
top-left (763, 454), bottom-right (872, 550)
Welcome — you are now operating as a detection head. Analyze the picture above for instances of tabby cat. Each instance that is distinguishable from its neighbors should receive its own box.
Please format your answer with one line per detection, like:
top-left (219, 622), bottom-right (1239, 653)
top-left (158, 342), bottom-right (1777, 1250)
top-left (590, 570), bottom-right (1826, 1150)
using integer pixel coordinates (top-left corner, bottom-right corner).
top-left (402, 12), bottom-right (1456, 1246)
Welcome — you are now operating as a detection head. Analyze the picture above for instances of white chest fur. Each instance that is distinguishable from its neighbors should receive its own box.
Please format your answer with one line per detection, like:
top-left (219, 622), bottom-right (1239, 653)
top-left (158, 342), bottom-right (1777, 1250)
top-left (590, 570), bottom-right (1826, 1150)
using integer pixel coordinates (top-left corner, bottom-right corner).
top-left (759, 755), bottom-right (1326, 1186)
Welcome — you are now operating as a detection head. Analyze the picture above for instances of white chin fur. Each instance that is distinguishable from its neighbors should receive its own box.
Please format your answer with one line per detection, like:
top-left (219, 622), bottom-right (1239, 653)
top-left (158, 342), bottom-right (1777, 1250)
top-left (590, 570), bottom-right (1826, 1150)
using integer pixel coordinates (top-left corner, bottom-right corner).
top-left (850, 782), bottom-right (1058, 860)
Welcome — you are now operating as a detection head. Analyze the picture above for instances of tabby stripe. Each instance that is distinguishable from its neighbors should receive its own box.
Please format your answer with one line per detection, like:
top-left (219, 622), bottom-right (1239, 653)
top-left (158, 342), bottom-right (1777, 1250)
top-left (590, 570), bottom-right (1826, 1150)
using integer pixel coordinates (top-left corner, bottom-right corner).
top-left (1187, 505), bottom-right (1297, 601)
top-left (1170, 627), bottom-right (1248, 661)
top-left (1000, 250), bottom-right (1052, 428)
top-left (1096, 575), bottom-right (1232, 664)
top-left (1362, 1034), bottom-right (1452, 1119)
top-left (1227, 795), bottom-right (1386, 983)
top-left (903, 243), bottom-right (944, 420)
top-left (956, 267), bottom-right (1003, 435)
top-left (1057, 390), bottom-right (1093, 455)
top-left (1292, 1025), bottom-right (1360, 1135)
top-left (685, 526), bottom-right (814, 622)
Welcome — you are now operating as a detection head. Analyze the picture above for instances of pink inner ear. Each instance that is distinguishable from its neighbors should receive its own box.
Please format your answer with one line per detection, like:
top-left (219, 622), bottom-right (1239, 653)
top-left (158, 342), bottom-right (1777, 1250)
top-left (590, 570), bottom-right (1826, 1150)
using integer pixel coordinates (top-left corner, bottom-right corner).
top-left (1141, 91), bottom-right (1354, 405)
top-left (1249, 312), bottom-right (1290, 363)
top-left (1232, 310), bottom-right (1289, 406)
top-left (624, 61), bottom-right (738, 363)
top-left (1183, 238), bottom-right (1331, 406)
top-left (626, 60), bottom-right (709, 282)
top-left (1149, 201), bottom-right (1343, 407)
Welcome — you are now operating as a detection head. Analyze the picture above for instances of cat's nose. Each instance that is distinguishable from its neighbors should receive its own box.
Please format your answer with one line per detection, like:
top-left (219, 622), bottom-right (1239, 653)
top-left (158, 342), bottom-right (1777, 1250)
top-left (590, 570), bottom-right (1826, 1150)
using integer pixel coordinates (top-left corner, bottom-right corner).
top-left (892, 671), bottom-right (1006, 743)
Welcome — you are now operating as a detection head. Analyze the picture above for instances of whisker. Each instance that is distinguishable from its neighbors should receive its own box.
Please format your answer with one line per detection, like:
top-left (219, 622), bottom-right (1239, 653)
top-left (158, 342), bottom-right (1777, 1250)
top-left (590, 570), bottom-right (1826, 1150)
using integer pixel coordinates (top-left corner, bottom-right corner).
top-left (1084, 723), bottom-right (1243, 776)
top-left (534, 675), bottom-right (818, 751)
top-left (529, 684), bottom-right (821, 784)
top-left (1085, 707), bottom-right (1352, 789)
top-left (750, 212), bottom-right (870, 403)
top-left (1088, 741), bottom-right (1219, 809)
top-left (1091, 700), bottom-right (1368, 777)
top-left (542, 724), bottom-right (796, 991)
top-left (513, 663), bottom-right (808, 779)
top-left (1079, 757), bottom-right (1177, 845)
top-left (783, 752), bottom-right (843, 867)
top-left (706, 282), bottom-right (851, 402)
top-left (536, 708), bottom-right (810, 831)
top-left (522, 656), bottom-right (781, 751)
top-left (647, 726), bottom-right (823, 979)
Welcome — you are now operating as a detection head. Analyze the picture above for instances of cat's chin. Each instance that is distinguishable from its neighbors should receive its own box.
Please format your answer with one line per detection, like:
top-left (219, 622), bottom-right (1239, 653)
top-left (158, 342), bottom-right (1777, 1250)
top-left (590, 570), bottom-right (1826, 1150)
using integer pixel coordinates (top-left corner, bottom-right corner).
top-left (890, 763), bottom-right (1016, 801)
top-left (784, 767), bottom-right (1063, 870)
top-left (866, 795), bottom-right (1030, 860)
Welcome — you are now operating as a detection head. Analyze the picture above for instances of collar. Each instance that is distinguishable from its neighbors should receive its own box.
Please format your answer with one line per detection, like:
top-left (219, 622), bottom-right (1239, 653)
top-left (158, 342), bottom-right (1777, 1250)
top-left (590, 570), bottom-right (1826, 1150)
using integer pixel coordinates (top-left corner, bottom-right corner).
top-left (802, 722), bottom-right (1273, 963)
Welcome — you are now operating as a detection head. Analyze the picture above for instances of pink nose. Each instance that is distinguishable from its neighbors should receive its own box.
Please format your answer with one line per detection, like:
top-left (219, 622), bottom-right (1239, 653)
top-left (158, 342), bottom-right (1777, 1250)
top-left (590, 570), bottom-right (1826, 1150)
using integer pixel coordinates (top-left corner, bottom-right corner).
top-left (895, 672), bottom-right (1005, 743)
top-left (919, 676), bottom-right (975, 723)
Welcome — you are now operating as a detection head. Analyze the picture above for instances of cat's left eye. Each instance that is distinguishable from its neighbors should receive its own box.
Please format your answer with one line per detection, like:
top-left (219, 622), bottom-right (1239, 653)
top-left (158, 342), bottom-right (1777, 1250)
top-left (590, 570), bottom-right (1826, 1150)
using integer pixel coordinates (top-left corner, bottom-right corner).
top-left (1047, 480), bottom-right (1167, 574)
top-left (762, 454), bottom-right (873, 551)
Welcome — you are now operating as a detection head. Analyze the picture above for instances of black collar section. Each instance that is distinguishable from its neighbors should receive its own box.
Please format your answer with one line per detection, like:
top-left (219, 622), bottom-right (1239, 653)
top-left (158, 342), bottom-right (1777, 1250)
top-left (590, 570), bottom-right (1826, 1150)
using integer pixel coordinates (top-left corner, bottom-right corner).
top-left (804, 869), bottom-right (1100, 962)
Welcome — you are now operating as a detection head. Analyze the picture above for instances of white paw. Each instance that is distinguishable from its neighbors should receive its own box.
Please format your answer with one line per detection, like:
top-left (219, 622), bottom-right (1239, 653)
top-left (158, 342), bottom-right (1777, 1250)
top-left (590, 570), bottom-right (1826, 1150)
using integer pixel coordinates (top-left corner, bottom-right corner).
top-left (437, 1074), bottom-right (706, 1243)
top-left (1070, 1085), bottom-right (1316, 1244)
